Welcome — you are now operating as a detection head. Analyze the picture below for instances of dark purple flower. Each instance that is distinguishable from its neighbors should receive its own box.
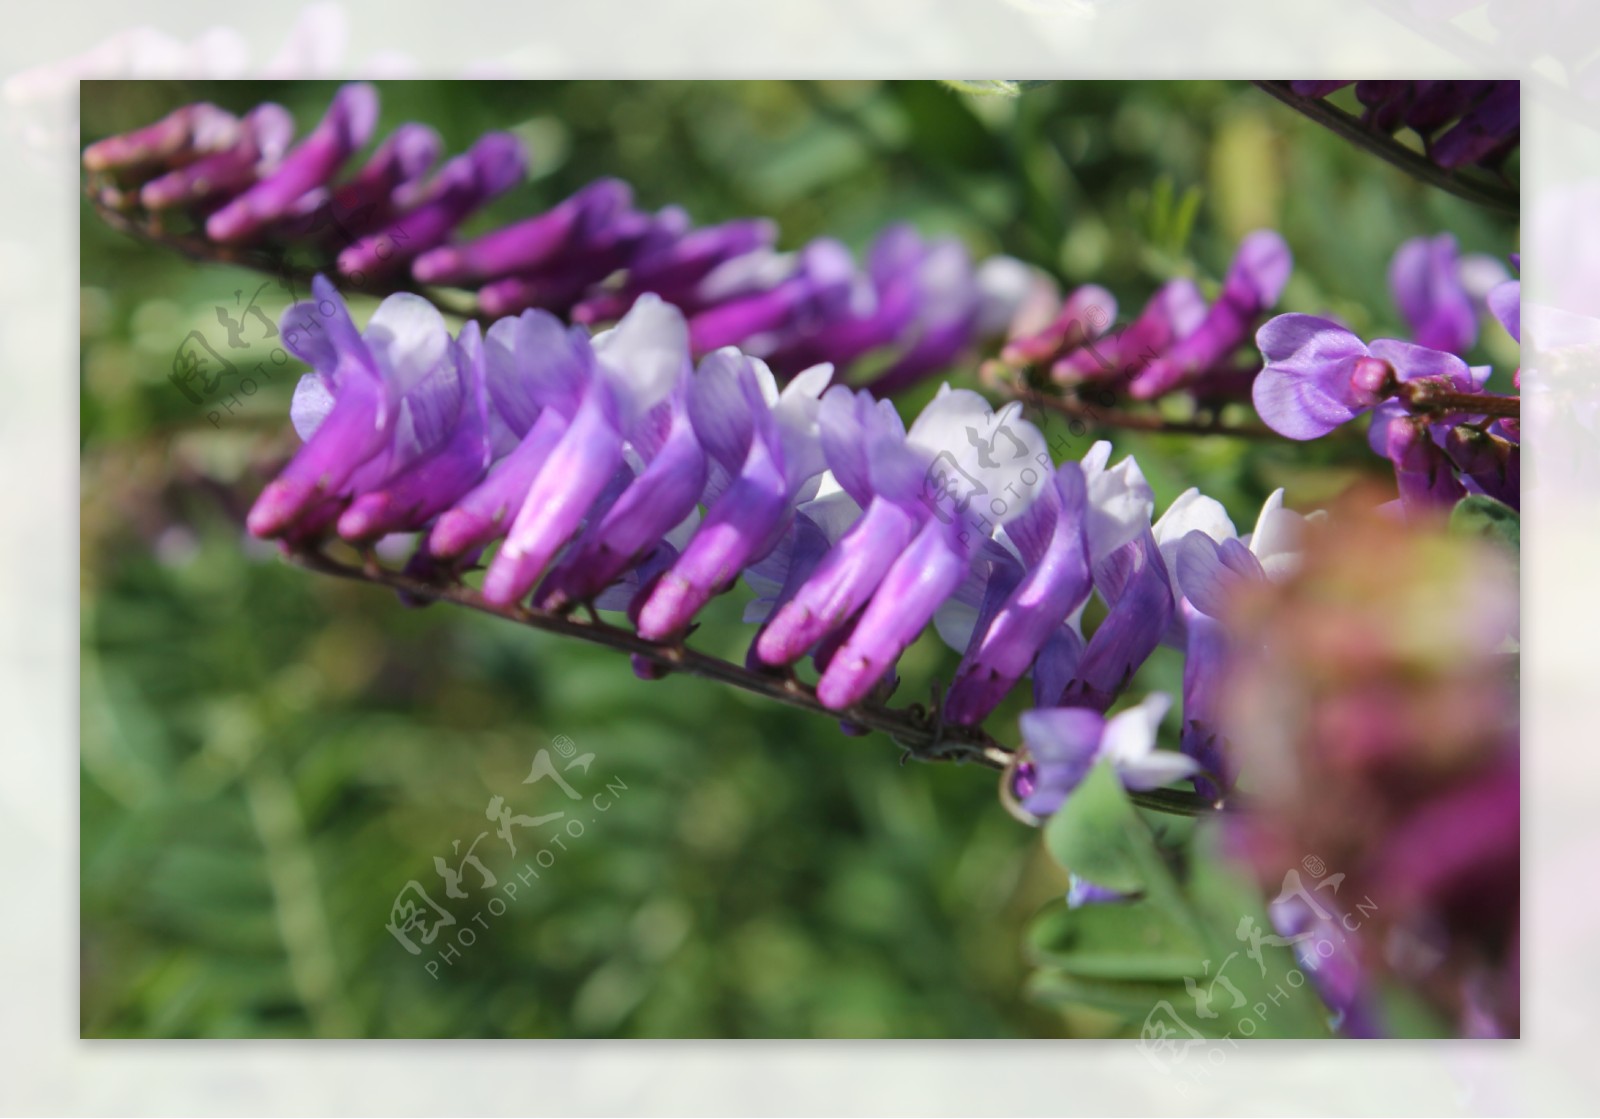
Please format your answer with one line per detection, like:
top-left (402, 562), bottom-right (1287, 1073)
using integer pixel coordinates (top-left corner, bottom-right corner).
top-left (1128, 230), bottom-right (1291, 399)
top-left (942, 463), bottom-right (1093, 726)
top-left (1430, 82), bottom-right (1519, 169)
top-left (412, 178), bottom-right (635, 286)
top-left (338, 131), bottom-right (527, 278)
top-left (207, 83), bottom-right (378, 243)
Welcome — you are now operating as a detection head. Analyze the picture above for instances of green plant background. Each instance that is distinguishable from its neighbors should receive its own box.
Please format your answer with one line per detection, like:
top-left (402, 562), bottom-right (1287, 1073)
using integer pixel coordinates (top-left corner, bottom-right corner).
top-left (79, 79), bottom-right (1517, 1038)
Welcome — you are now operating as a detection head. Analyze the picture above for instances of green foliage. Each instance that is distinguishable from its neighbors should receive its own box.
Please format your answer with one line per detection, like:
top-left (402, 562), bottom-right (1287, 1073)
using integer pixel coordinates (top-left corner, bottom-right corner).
top-left (79, 79), bottom-right (1518, 1038)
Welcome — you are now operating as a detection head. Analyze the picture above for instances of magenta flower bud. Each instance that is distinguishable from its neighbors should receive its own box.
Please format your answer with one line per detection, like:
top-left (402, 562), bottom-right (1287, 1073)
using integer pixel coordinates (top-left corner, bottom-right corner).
top-left (82, 102), bottom-right (240, 173)
top-left (318, 123), bottom-right (443, 241)
top-left (207, 82), bottom-right (379, 243)
top-left (338, 131), bottom-right (527, 278)
top-left (428, 410), bottom-right (568, 559)
top-left (1348, 356), bottom-right (1397, 407)
top-left (413, 178), bottom-right (632, 286)
top-left (1001, 284), bottom-right (1118, 367)
top-left (1129, 229), bottom-right (1291, 400)
top-left (138, 103), bottom-right (294, 210)
top-left (814, 516), bottom-right (969, 710)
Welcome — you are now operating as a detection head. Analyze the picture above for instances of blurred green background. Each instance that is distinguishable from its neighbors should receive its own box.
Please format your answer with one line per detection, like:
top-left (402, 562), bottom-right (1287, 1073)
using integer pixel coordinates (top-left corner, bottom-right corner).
top-left (79, 80), bottom-right (1518, 1038)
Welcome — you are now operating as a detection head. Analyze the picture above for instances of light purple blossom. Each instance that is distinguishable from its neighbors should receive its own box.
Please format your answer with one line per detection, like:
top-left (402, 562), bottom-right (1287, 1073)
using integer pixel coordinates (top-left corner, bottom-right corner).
top-left (1016, 694), bottom-right (1198, 819)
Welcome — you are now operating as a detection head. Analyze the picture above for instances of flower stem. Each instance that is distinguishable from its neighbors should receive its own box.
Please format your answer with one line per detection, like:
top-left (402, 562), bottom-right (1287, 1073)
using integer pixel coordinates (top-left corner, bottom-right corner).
top-left (1251, 81), bottom-right (1518, 216)
top-left (1398, 382), bottom-right (1520, 419)
top-left (1003, 382), bottom-right (1281, 441)
top-left (283, 544), bottom-right (1222, 817)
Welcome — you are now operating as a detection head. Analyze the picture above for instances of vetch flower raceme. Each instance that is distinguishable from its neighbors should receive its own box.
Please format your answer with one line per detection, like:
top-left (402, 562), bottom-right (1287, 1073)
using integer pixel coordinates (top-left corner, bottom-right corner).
top-left (85, 83), bottom-right (1049, 397)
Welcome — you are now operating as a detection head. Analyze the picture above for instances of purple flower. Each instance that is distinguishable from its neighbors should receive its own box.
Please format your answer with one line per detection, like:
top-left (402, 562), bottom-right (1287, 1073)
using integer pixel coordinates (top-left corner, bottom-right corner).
top-left (1430, 82), bottom-right (1519, 169)
top-left (138, 104), bottom-right (294, 211)
top-left (1053, 279), bottom-right (1206, 385)
top-left (412, 178), bottom-right (635, 286)
top-left (425, 309), bottom-right (594, 561)
top-left (247, 276), bottom-right (456, 539)
top-left (633, 351), bottom-right (833, 638)
top-left (1389, 234), bottom-right (1479, 354)
top-left (1252, 314), bottom-right (1480, 440)
top-left (1037, 444), bottom-right (1172, 712)
top-left (686, 239), bottom-right (856, 357)
top-left (313, 123), bottom-right (444, 242)
top-left (1015, 694), bottom-right (1198, 819)
top-left (480, 294), bottom-right (695, 606)
top-left (338, 131), bottom-right (527, 279)
top-left (82, 101), bottom-right (241, 174)
top-left (757, 388), bottom-right (1052, 709)
top-left (1127, 230), bottom-right (1291, 400)
top-left (207, 83), bottom-right (378, 243)
top-left (1487, 278), bottom-right (1520, 344)
top-left (334, 319), bottom-right (503, 542)
top-left (863, 232), bottom-right (984, 395)
top-left (475, 205), bottom-right (674, 318)
top-left (941, 463), bottom-right (1094, 726)
top-left (573, 217), bottom-right (780, 325)
top-left (1370, 410), bottom-right (1468, 514)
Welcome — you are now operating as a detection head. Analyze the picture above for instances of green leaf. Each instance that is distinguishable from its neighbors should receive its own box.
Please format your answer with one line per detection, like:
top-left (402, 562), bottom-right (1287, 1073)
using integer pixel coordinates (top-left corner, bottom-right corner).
top-left (940, 80), bottom-right (1054, 98)
top-left (1025, 969), bottom-right (1192, 1020)
top-left (1027, 897), bottom-right (1210, 981)
top-left (1450, 494), bottom-right (1519, 560)
top-left (1041, 761), bottom-right (1151, 896)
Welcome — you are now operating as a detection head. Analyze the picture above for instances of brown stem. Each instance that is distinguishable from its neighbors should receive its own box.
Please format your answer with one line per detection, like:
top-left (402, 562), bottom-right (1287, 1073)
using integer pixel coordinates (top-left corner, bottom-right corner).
top-left (282, 545), bottom-right (1221, 817)
top-left (85, 187), bottom-right (483, 320)
top-left (1251, 81), bottom-right (1519, 216)
top-left (1007, 383), bottom-right (1281, 441)
top-left (1398, 382), bottom-right (1520, 420)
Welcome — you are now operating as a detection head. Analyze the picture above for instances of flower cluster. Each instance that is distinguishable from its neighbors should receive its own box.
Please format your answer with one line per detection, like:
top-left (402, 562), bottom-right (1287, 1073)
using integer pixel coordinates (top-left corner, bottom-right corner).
top-left (247, 278), bottom-right (1255, 796)
top-left (83, 82), bottom-right (1044, 394)
top-left (1283, 81), bottom-right (1520, 173)
top-left (1252, 236), bottom-right (1520, 514)
top-left (992, 229), bottom-right (1291, 403)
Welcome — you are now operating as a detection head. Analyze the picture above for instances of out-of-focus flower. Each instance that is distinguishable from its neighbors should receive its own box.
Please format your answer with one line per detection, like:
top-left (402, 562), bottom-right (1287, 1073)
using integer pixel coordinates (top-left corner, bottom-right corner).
top-left (1220, 495), bottom-right (1519, 1036)
top-left (82, 84), bottom-right (1059, 398)
top-left (1127, 229), bottom-right (1292, 399)
top-left (207, 82), bottom-right (379, 242)
top-left (1015, 693), bottom-right (1198, 819)
top-left (1389, 234), bottom-right (1481, 355)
